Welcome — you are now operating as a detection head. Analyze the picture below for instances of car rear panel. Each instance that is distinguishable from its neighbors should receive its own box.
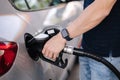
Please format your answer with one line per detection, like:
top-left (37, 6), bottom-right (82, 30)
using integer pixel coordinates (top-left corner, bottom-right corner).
top-left (0, 0), bottom-right (80, 80)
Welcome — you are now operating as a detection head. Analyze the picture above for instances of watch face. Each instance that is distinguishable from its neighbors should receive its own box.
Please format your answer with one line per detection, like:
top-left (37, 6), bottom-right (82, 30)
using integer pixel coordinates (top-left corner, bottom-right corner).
top-left (61, 28), bottom-right (72, 41)
top-left (62, 29), bottom-right (68, 37)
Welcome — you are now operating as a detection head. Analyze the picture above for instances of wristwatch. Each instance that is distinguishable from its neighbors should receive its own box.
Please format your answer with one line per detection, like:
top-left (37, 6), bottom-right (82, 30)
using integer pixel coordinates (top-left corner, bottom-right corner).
top-left (61, 28), bottom-right (73, 41)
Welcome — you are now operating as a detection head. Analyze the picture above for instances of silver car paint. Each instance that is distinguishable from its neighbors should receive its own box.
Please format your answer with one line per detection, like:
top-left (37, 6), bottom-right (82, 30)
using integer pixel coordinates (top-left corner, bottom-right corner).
top-left (0, 0), bottom-right (81, 80)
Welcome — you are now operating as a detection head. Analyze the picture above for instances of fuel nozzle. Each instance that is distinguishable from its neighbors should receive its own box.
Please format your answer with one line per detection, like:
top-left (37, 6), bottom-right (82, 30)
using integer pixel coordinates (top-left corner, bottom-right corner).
top-left (24, 27), bottom-right (68, 68)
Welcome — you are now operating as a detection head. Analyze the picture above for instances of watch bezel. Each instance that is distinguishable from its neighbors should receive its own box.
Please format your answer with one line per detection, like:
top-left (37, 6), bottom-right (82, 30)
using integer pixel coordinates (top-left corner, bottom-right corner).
top-left (61, 28), bottom-right (72, 41)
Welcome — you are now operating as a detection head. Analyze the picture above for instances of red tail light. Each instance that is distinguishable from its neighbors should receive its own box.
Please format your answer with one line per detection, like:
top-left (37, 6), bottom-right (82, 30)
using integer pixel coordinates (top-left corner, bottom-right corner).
top-left (0, 41), bottom-right (18, 77)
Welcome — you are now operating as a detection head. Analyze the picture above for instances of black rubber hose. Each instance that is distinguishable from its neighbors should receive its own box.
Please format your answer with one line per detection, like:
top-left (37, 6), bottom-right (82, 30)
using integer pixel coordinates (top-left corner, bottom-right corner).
top-left (73, 48), bottom-right (120, 79)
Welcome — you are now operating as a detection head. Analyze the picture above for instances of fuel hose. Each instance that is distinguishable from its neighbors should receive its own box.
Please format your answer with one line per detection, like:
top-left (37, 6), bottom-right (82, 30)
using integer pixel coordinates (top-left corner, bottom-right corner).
top-left (64, 46), bottom-right (120, 79)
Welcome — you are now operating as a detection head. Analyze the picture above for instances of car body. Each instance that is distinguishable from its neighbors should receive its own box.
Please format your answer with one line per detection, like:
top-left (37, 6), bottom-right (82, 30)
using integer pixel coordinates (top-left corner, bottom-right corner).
top-left (0, 0), bottom-right (82, 80)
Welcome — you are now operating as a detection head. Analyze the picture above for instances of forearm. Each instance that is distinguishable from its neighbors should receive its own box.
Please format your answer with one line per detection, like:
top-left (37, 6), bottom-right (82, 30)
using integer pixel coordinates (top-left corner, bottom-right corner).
top-left (66, 0), bottom-right (117, 38)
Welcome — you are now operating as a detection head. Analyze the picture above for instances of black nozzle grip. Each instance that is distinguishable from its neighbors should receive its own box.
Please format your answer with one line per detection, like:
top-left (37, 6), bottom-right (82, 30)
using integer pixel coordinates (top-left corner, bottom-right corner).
top-left (24, 28), bottom-right (68, 68)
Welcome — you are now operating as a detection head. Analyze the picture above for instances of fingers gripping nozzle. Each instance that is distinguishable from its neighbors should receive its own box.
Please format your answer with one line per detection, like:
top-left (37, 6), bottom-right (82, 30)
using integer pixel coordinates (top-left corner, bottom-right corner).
top-left (24, 27), bottom-right (68, 68)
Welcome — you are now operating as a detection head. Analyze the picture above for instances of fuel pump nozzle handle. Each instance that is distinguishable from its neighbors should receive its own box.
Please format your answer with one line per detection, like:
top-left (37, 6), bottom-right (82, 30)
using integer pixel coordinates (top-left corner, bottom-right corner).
top-left (24, 28), bottom-right (68, 68)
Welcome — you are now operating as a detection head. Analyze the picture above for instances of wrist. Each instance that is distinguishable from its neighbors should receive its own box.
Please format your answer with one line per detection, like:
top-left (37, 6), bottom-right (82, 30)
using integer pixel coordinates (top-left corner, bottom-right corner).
top-left (57, 32), bottom-right (67, 43)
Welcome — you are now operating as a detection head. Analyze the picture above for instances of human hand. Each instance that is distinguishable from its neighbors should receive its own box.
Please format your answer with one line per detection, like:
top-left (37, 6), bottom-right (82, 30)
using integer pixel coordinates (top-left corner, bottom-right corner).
top-left (42, 33), bottom-right (66, 60)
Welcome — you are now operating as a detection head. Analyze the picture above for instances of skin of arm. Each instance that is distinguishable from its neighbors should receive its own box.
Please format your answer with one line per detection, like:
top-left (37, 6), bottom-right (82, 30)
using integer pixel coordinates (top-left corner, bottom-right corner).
top-left (42, 0), bottom-right (117, 60)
